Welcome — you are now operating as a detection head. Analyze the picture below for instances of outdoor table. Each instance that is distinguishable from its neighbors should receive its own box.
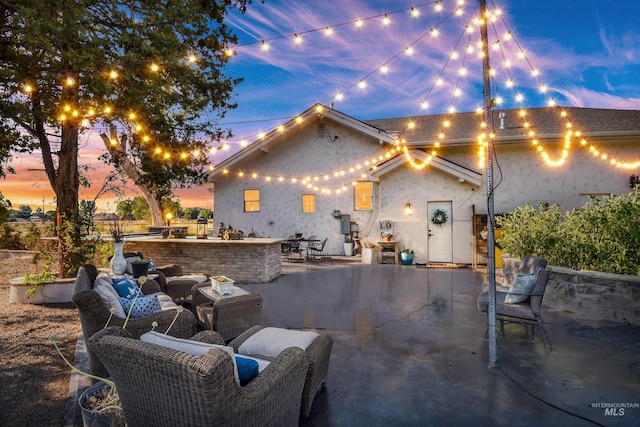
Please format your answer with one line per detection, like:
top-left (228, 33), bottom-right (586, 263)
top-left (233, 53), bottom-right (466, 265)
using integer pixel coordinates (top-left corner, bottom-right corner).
top-left (195, 285), bottom-right (262, 340)
top-left (198, 285), bottom-right (250, 301)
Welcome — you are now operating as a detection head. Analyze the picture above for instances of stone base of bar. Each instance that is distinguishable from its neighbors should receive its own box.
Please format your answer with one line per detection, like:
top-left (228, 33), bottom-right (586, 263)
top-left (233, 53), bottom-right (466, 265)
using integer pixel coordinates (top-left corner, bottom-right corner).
top-left (125, 236), bottom-right (282, 283)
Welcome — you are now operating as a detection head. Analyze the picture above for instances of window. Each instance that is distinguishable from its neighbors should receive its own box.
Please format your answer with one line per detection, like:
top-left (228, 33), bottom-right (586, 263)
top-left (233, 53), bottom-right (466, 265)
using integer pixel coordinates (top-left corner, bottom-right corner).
top-left (244, 189), bottom-right (260, 212)
top-left (302, 194), bottom-right (315, 213)
top-left (354, 181), bottom-right (373, 210)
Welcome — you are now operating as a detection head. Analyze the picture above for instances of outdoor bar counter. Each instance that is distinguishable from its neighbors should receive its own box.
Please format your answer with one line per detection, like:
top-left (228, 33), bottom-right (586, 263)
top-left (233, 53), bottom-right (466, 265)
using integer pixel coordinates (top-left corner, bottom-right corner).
top-left (125, 236), bottom-right (282, 283)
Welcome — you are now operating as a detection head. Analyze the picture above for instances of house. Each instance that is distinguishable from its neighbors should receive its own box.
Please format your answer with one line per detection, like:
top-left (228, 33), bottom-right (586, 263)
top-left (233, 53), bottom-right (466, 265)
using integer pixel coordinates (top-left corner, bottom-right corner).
top-left (208, 104), bottom-right (640, 265)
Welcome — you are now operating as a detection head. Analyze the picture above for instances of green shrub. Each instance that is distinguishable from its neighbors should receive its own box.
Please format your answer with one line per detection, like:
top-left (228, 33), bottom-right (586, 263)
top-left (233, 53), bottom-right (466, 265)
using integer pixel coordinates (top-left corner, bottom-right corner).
top-left (497, 189), bottom-right (640, 275)
top-left (495, 202), bottom-right (563, 260)
top-left (0, 223), bottom-right (26, 250)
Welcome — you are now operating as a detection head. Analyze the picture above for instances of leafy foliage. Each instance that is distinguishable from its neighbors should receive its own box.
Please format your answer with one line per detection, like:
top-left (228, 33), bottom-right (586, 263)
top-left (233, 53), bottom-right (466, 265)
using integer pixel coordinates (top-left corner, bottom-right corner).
top-left (1, 0), bottom-right (252, 273)
top-left (0, 223), bottom-right (26, 250)
top-left (0, 192), bottom-right (11, 223)
top-left (497, 190), bottom-right (640, 275)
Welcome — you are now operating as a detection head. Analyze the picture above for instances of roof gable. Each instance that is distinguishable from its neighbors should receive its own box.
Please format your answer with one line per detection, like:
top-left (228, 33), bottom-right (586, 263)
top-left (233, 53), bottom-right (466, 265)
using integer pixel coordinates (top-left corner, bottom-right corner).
top-left (210, 103), bottom-right (396, 177)
top-left (371, 149), bottom-right (482, 186)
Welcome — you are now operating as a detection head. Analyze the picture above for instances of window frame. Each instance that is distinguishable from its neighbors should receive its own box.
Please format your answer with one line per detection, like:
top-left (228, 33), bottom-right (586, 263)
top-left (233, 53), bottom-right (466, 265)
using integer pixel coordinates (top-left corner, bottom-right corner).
top-left (243, 189), bottom-right (260, 212)
top-left (354, 181), bottom-right (373, 211)
top-left (302, 194), bottom-right (316, 213)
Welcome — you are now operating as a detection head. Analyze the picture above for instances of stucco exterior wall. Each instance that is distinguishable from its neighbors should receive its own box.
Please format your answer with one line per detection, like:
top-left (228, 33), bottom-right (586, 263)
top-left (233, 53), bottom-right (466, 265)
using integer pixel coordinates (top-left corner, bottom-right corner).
top-left (210, 116), bottom-right (639, 263)
top-left (212, 121), bottom-right (382, 255)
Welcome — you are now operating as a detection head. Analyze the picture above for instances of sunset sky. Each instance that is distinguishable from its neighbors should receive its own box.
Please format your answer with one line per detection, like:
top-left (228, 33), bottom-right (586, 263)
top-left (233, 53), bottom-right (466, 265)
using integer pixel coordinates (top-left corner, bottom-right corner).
top-left (4, 0), bottom-right (639, 212)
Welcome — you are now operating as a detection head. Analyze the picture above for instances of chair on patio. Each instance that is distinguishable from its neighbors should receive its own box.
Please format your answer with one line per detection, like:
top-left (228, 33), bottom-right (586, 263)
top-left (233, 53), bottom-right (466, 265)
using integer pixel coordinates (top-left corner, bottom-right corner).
top-left (117, 252), bottom-right (208, 303)
top-left (285, 236), bottom-right (305, 262)
top-left (88, 326), bottom-right (308, 427)
top-left (306, 237), bottom-right (328, 261)
top-left (72, 264), bottom-right (197, 379)
top-left (477, 256), bottom-right (553, 347)
top-left (229, 325), bottom-right (333, 418)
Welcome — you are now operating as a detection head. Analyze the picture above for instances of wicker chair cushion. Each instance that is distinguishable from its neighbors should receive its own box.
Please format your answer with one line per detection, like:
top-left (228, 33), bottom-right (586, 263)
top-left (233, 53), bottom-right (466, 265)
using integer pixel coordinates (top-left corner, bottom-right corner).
top-left (165, 274), bottom-right (208, 284)
top-left (119, 295), bottom-right (162, 318)
top-left (238, 327), bottom-right (319, 359)
top-left (140, 331), bottom-right (241, 384)
top-left (94, 275), bottom-right (126, 318)
top-left (504, 273), bottom-right (536, 304)
top-left (144, 292), bottom-right (177, 311)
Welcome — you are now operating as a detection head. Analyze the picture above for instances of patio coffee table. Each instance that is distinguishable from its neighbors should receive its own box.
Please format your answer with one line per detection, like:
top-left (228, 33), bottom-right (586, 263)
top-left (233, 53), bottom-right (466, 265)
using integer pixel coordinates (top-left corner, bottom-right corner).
top-left (194, 285), bottom-right (263, 342)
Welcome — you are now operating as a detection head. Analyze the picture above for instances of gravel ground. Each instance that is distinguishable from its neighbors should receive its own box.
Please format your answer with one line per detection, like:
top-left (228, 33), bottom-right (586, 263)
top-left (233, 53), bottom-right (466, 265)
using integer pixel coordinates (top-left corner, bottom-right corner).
top-left (0, 257), bottom-right (79, 427)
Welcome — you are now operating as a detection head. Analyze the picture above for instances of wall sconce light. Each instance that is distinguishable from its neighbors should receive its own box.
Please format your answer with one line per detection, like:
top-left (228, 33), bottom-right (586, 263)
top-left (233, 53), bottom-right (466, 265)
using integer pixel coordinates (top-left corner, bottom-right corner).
top-left (630, 174), bottom-right (640, 188)
top-left (404, 201), bottom-right (412, 216)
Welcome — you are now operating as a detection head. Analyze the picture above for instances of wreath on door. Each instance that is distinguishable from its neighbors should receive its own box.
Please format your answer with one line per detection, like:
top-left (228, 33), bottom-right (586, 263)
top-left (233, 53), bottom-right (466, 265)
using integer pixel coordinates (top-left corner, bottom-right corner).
top-left (431, 209), bottom-right (448, 225)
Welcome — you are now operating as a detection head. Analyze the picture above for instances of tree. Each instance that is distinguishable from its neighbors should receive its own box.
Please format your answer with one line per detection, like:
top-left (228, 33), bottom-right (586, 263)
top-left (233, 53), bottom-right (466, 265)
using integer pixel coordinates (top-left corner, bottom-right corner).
top-left (183, 207), bottom-right (202, 219)
top-left (116, 200), bottom-right (134, 220)
top-left (0, 193), bottom-right (11, 223)
top-left (130, 197), bottom-right (151, 221)
top-left (18, 205), bottom-right (32, 218)
top-left (0, 0), bottom-right (252, 275)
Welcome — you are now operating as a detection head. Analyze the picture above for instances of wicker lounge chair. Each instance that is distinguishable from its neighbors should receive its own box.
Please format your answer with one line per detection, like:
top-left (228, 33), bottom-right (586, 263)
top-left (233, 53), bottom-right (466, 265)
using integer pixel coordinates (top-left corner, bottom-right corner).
top-left (88, 327), bottom-right (308, 427)
top-left (72, 264), bottom-right (197, 379)
top-left (230, 325), bottom-right (333, 418)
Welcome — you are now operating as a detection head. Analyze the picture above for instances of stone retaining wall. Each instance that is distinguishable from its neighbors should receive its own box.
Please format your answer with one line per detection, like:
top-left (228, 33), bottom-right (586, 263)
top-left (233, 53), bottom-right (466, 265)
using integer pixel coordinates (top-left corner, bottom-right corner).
top-left (501, 257), bottom-right (640, 326)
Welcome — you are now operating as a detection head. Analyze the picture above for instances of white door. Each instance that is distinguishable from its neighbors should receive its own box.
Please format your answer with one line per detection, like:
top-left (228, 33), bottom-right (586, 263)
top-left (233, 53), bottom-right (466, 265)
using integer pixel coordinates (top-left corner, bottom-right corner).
top-left (427, 201), bottom-right (453, 263)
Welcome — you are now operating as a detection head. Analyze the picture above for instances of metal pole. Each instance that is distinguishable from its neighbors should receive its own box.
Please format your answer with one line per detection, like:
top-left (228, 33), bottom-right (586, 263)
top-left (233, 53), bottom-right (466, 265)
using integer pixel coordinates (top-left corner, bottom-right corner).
top-left (479, 0), bottom-right (498, 367)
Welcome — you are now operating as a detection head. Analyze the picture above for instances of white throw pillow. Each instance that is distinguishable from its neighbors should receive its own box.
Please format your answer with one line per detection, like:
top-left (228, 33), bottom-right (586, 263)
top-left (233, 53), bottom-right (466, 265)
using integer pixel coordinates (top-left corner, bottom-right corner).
top-left (93, 273), bottom-right (126, 318)
top-left (140, 331), bottom-right (239, 384)
top-left (238, 327), bottom-right (319, 359)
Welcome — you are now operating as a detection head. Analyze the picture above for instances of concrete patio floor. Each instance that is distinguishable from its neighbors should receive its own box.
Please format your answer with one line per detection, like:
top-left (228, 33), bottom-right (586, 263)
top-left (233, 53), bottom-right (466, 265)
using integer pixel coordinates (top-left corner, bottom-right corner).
top-left (67, 259), bottom-right (640, 426)
top-left (242, 261), bottom-right (640, 427)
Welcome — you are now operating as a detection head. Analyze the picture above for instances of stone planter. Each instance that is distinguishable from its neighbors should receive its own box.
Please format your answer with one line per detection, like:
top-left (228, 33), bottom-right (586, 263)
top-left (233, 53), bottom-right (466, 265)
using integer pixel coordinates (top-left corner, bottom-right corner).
top-left (9, 278), bottom-right (75, 304)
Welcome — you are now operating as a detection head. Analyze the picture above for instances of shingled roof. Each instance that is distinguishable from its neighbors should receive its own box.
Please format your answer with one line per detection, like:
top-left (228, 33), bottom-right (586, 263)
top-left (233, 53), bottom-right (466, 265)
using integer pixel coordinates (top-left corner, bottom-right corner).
top-left (364, 107), bottom-right (640, 146)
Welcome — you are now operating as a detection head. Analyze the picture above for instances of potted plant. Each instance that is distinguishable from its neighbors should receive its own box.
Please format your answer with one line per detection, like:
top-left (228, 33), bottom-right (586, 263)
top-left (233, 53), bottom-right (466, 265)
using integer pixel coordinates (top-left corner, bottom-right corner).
top-left (400, 248), bottom-right (414, 265)
top-left (361, 239), bottom-right (377, 264)
top-left (131, 259), bottom-right (150, 278)
top-left (343, 235), bottom-right (354, 256)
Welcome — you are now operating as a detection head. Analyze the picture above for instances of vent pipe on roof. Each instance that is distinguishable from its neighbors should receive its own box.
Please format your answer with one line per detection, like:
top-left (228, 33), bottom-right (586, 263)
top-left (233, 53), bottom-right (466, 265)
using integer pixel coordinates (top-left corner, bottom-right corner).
top-left (498, 112), bottom-right (507, 129)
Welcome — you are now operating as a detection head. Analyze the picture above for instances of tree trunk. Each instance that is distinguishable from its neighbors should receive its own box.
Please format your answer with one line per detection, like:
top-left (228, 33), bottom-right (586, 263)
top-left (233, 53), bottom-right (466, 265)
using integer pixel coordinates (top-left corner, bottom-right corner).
top-left (100, 126), bottom-right (166, 226)
top-left (56, 120), bottom-right (81, 277)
